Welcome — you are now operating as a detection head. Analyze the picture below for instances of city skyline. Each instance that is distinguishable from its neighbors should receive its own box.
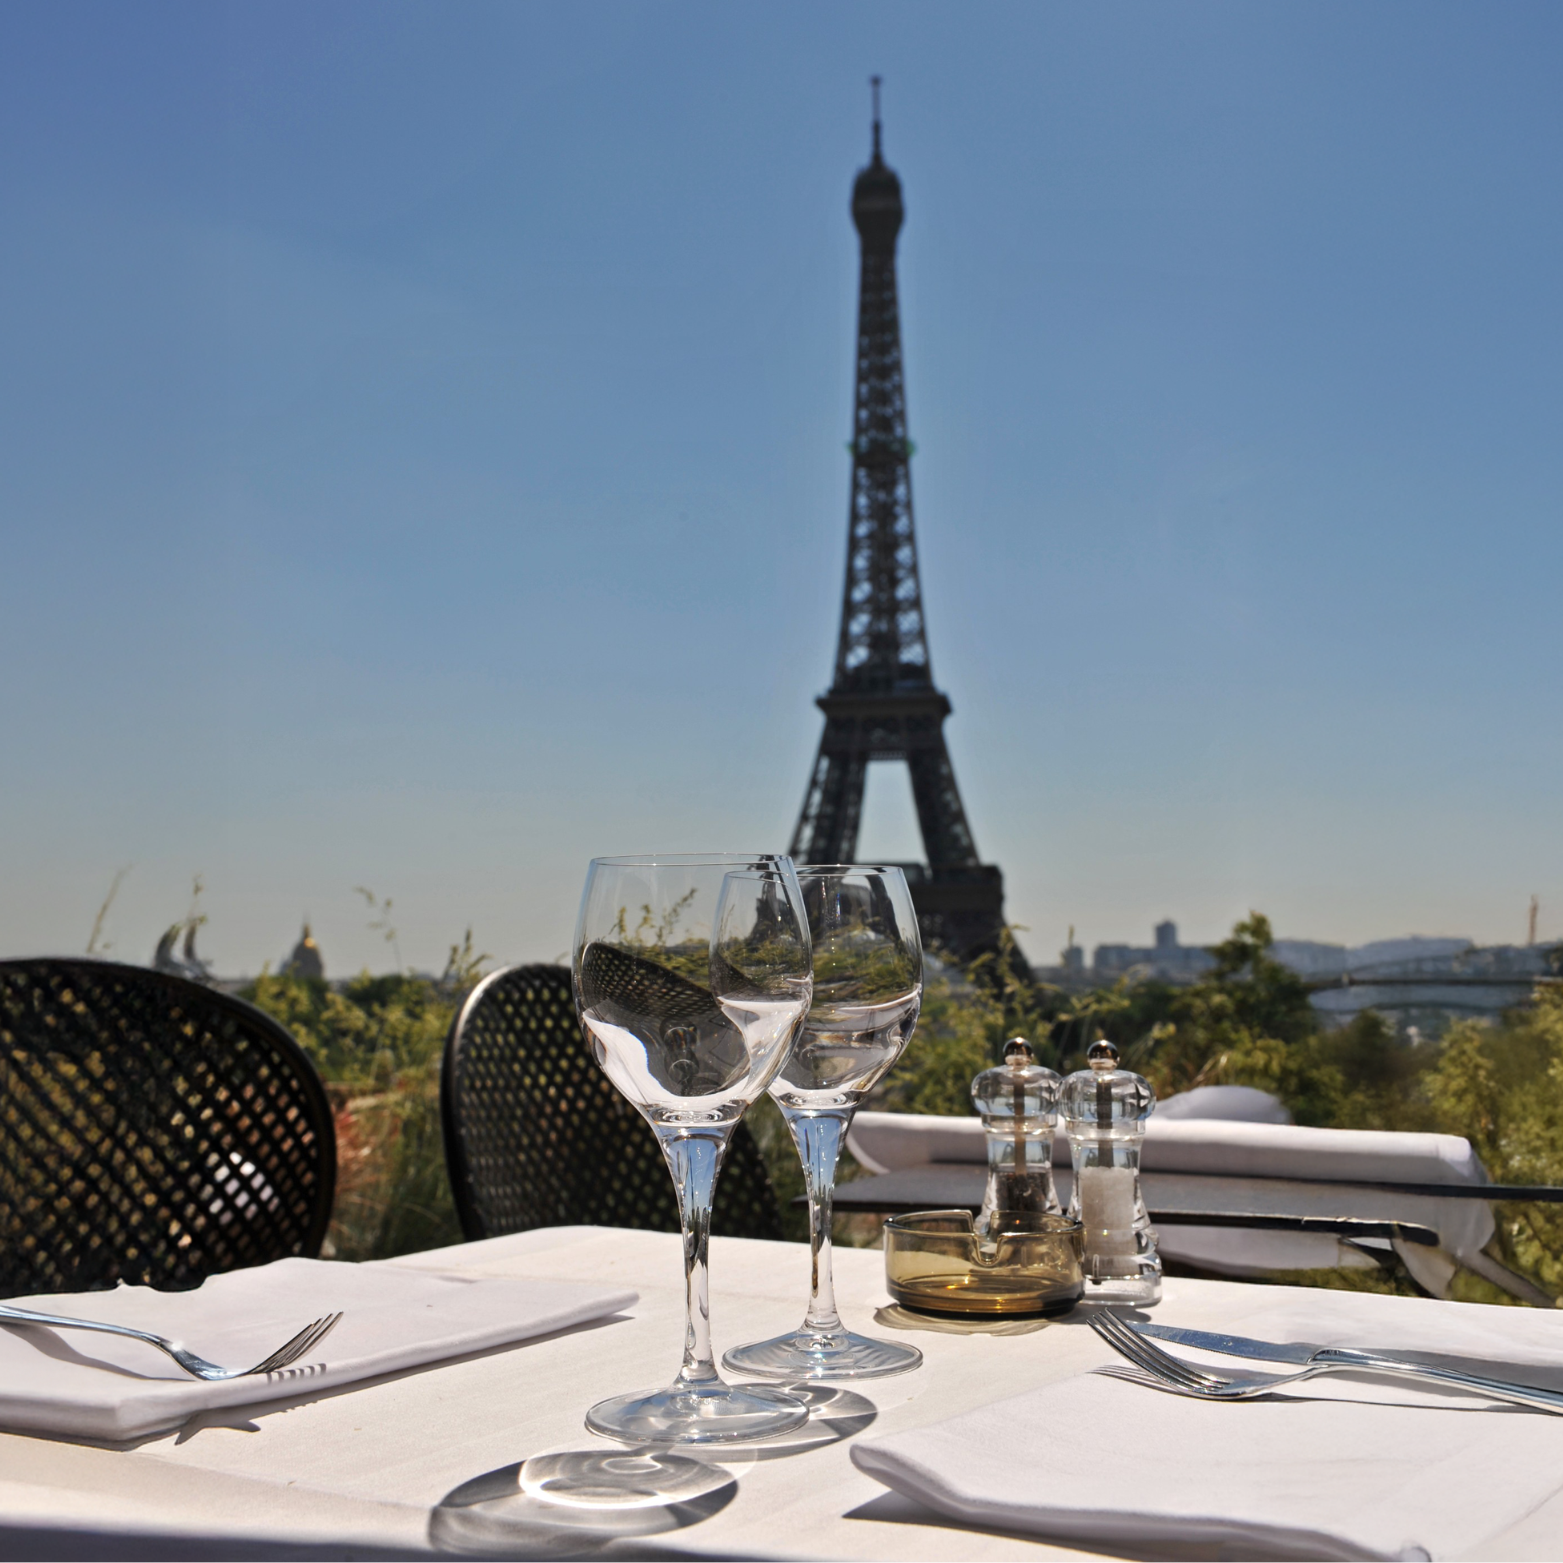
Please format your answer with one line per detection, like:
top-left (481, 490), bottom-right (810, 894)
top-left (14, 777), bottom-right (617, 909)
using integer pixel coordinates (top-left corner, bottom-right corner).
top-left (4, 3), bottom-right (1562, 976)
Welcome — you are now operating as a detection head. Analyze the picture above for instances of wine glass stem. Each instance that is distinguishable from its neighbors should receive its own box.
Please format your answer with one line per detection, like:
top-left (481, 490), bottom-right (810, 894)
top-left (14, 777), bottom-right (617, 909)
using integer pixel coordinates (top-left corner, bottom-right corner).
top-left (785, 1107), bottom-right (849, 1335)
top-left (657, 1125), bottom-right (728, 1388)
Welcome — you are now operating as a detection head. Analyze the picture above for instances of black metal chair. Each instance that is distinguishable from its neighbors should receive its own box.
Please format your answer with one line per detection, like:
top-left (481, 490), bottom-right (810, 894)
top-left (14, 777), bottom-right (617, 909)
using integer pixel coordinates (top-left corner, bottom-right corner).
top-left (0, 958), bottom-right (336, 1296)
top-left (441, 963), bottom-right (783, 1241)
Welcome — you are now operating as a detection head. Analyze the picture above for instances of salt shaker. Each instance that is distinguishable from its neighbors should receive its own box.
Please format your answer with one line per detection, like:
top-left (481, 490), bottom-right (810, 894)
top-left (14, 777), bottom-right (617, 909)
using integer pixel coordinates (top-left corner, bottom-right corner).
top-left (1060, 1039), bottom-right (1161, 1304)
top-left (970, 1038), bottom-right (1062, 1237)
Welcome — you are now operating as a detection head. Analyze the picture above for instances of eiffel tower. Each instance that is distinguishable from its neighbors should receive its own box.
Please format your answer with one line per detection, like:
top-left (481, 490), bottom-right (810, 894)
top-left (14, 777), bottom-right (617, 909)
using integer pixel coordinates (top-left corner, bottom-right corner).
top-left (790, 86), bottom-right (1011, 961)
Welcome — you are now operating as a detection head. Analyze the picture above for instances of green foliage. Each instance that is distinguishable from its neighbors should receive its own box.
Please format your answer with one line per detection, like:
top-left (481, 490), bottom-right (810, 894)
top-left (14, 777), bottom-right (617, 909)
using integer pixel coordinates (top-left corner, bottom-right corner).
top-left (603, 891), bottom-right (710, 985)
top-left (1109, 915), bottom-right (1315, 1090)
top-left (1420, 989), bottom-right (1563, 1300)
top-left (879, 916), bottom-right (1327, 1118)
top-left (1041, 914), bottom-right (1429, 1132)
top-left (870, 927), bottom-right (1065, 1118)
top-left (868, 970), bottom-right (1002, 1117)
top-left (440, 928), bottom-right (492, 993)
top-left (243, 970), bottom-right (464, 1262)
top-left (352, 887), bottom-right (403, 972)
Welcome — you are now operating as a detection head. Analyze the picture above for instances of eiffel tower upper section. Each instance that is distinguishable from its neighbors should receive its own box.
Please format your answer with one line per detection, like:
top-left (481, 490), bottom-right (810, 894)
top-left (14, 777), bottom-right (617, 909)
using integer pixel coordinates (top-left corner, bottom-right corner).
top-left (832, 111), bottom-right (930, 701)
top-left (790, 90), bottom-right (1009, 960)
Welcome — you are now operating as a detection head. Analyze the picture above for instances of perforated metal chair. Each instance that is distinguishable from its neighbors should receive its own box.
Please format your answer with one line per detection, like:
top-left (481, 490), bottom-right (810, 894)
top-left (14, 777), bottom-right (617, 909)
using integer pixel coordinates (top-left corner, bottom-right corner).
top-left (0, 958), bottom-right (336, 1295)
top-left (441, 963), bottom-right (783, 1241)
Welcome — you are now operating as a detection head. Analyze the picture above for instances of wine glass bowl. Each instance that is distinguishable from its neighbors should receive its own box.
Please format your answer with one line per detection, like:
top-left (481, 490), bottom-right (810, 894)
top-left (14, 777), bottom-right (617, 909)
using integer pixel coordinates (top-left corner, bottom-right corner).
top-left (572, 854), bottom-right (814, 1444)
top-left (578, 939), bottom-right (760, 1120)
top-left (722, 865), bottom-right (925, 1383)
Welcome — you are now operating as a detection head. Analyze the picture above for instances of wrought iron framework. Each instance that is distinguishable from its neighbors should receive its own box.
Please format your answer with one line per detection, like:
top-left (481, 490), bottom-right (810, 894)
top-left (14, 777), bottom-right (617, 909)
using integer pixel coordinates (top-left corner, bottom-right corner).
top-left (791, 93), bottom-right (1009, 960)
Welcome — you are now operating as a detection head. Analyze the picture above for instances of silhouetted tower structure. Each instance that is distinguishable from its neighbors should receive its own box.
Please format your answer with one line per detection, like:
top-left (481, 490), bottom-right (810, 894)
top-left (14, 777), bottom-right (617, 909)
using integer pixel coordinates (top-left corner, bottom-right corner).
top-left (791, 85), bottom-right (1010, 960)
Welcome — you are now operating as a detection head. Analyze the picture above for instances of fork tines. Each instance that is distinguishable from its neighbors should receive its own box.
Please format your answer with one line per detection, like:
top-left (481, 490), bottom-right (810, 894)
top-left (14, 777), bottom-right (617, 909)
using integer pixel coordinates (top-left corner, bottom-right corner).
top-left (1088, 1312), bottom-right (1225, 1389)
top-left (246, 1311), bottom-right (343, 1376)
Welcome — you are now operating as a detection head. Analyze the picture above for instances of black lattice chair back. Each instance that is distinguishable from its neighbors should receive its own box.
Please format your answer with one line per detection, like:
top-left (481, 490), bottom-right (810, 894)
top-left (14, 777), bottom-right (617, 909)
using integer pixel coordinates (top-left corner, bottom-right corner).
top-left (441, 963), bottom-right (783, 1241)
top-left (0, 959), bottom-right (336, 1296)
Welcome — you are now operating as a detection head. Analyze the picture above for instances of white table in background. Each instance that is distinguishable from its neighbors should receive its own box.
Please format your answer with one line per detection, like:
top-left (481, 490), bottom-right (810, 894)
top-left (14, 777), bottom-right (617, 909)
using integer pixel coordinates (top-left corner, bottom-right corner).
top-left (4, 1226), bottom-right (1563, 1560)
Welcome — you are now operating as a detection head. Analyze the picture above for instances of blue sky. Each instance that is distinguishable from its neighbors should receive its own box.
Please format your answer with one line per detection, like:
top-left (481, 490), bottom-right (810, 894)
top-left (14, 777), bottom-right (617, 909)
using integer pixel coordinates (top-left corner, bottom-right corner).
top-left (3, 1), bottom-right (1561, 975)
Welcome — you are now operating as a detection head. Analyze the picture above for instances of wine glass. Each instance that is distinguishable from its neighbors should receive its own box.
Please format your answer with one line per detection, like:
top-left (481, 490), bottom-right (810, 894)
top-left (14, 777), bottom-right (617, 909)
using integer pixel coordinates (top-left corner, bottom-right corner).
top-left (723, 865), bottom-right (924, 1381)
top-left (572, 854), bottom-right (814, 1443)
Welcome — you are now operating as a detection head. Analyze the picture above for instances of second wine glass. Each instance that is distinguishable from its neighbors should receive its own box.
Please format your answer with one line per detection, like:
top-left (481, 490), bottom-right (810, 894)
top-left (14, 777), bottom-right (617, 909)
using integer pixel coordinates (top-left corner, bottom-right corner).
top-left (723, 864), bottom-right (924, 1381)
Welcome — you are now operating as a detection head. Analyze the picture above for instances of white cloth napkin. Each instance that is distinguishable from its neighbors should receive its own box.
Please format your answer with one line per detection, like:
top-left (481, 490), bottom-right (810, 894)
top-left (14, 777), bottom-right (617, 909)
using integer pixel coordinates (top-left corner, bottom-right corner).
top-left (848, 1110), bottom-right (1487, 1188)
top-left (845, 1111), bottom-right (1495, 1282)
top-left (0, 1256), bottom-right (636, 1440)
top-left (852, 1369), bottom-right (1563, 1560)
top-left (852, 1291), bottom-right (1563, 1560)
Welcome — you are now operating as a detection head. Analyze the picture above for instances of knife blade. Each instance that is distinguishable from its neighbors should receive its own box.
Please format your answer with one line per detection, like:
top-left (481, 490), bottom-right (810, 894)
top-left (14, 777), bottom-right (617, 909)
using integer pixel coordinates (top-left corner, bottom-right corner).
top-left (1130, 1322), bottom-right (1321, 1365)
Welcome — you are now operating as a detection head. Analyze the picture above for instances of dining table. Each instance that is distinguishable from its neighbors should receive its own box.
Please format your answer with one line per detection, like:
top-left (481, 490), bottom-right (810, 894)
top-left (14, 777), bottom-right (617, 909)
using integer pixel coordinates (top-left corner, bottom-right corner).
top-left (6, 1223), bottom-right (1563, 1561)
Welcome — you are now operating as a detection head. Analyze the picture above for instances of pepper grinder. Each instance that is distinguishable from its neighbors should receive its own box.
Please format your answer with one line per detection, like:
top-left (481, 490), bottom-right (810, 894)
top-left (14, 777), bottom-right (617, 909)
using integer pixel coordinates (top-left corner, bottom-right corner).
top-left (1060, 1039), bottom-right (1161, 1305)
top-left (970, 1038), bottom-right (1063, 1238)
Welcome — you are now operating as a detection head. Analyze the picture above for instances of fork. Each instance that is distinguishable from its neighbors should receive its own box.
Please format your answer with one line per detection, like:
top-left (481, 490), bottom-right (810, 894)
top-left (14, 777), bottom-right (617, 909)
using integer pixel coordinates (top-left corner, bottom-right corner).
top-left (0, 1302), bottom-right (342, 1381)
top-left (1088, 1310), bottom-right (1563, 1416)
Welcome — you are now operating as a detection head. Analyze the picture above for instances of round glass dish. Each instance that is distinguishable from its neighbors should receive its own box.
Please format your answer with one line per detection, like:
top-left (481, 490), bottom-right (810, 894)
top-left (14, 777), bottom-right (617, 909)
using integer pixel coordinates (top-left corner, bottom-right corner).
top-left (883, 1210), bottom-right (1085, 1318)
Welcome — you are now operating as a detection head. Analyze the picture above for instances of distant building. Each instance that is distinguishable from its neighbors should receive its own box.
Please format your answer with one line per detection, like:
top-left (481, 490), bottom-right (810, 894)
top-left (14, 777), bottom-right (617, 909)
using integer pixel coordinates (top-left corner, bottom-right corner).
top-left (1271, 936), bottom-right (1479, 980)
top-left (1282, 936), bottom-right (1556, 1035)
top-left (1032, 931), bottom-right (1089, 988)
top-left (1036, 918), bottom-right (1559, 1037)
top-left (1269, 939), bottom-right (1348, 978)
top-left (282, 923), bottom-right (325, 981)
top-left (1091, 921), bottom-right (1215, 985)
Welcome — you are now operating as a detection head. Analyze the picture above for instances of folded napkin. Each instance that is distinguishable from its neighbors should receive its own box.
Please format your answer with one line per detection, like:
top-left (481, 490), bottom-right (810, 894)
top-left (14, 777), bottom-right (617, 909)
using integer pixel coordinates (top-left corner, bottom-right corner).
top-left (848, 1110), bottom-right (1488, 1190)
top-left (0, 1257), bottom-right (636, 1440)
top-left (851, 1368), bottom-right (1563, 1560)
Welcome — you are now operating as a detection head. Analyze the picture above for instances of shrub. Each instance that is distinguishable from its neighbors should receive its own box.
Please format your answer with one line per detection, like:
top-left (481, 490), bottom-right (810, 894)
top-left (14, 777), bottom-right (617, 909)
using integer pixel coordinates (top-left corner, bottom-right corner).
top-left (243, 971), bottom-right (462, 1261)
top-left (1421, 988), bottom-right (1563, 1300)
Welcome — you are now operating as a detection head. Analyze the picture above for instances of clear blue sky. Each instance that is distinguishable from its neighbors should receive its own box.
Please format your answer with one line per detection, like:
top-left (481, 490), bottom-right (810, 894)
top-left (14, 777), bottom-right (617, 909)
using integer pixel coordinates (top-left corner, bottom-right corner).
top-left (3, 1), bottom-right (1561, 976)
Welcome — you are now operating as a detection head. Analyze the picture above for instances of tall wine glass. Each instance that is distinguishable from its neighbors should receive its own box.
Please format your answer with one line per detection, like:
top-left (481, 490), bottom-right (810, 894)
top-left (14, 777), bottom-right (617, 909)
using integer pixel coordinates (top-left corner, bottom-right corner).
top-left (723, 865), bottom-right (924, 1381)
top-left (573, 854), bottom-right (813, 1443)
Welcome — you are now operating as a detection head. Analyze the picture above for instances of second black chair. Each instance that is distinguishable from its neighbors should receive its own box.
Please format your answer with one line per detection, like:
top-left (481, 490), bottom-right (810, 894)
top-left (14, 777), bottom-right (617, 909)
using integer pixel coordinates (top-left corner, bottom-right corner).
top-left (441, 964), bottom-right (783, 1242)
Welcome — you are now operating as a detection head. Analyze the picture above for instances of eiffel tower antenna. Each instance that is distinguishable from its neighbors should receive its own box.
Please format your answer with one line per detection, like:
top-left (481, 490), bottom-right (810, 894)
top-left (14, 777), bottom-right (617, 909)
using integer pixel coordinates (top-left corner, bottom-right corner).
top-left (789, 100), bottom-right (1013, 961)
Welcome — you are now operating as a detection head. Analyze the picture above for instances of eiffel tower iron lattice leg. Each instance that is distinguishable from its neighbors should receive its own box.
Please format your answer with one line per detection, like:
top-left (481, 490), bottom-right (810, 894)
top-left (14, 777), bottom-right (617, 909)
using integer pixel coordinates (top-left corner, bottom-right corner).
top-left (789, 90), bottom-right (1014, 965)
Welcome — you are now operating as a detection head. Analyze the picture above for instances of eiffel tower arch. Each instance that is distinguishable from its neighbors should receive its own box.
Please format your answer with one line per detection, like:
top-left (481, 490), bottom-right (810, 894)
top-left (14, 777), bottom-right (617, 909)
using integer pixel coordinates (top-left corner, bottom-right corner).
top-left (790, 88), bottom-right (1014, 963)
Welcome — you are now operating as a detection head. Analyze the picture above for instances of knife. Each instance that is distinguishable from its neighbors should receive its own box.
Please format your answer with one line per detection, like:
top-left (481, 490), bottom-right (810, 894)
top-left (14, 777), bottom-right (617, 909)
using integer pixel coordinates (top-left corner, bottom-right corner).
top-left (1126, 1319), bottom-right (1563, 1414)
top-left (1131, 1322), bottom-right (1333, 1365)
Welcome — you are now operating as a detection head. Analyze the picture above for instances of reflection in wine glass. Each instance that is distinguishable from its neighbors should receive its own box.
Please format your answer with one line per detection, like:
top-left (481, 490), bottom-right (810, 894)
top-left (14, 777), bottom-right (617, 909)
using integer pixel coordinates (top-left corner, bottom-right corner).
top-left (572, 854), bottom-right (813, 1443)
top-left (723, 865), bottom-right (925, 1381)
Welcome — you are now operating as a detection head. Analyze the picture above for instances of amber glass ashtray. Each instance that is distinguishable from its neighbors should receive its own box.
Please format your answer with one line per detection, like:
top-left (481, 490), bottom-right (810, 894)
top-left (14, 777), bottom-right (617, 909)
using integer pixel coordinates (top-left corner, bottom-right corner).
top-left (884, 1211), bottom-right (1085, 1318)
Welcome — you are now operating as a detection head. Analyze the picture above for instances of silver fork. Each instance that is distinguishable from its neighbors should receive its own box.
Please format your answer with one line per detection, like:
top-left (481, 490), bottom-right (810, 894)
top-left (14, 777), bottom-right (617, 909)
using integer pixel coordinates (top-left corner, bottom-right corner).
top-left (0, 1302), bottom-right (342, 1381)
top-left (1088, 1311), bottom-right (1563, 1416)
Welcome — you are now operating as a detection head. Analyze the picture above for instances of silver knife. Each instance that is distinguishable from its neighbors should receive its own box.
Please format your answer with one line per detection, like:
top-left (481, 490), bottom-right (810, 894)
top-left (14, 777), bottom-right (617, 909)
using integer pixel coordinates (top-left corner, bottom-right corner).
top-left (1132, 1322), bottom-right (1335, 1365)
top-left (1128, 1319), bottom-right (1563, 1414)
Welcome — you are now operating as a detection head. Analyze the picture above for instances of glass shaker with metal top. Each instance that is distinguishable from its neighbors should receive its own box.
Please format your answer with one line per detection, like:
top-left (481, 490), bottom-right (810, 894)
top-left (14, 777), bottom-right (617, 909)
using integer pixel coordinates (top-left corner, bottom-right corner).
top-left (970, 1038), bottom-right (1062, 1238)
top-left (1059, 1039), bottom-right (1161, 1305)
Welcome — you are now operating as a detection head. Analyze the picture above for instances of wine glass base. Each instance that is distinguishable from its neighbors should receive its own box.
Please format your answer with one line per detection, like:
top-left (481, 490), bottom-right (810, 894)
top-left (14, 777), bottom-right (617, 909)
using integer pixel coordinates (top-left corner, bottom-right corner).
top-left (585, 1380), bottom-right (810, 1445)
top-left (722, 1329), bottom-right (923, 1381)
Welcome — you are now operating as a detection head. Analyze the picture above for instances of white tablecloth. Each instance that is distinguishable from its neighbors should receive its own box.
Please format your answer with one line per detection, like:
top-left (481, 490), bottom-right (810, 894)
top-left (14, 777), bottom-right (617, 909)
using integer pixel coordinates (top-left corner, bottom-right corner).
top-left (6, 1227), bottom-right (1563, 1560)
